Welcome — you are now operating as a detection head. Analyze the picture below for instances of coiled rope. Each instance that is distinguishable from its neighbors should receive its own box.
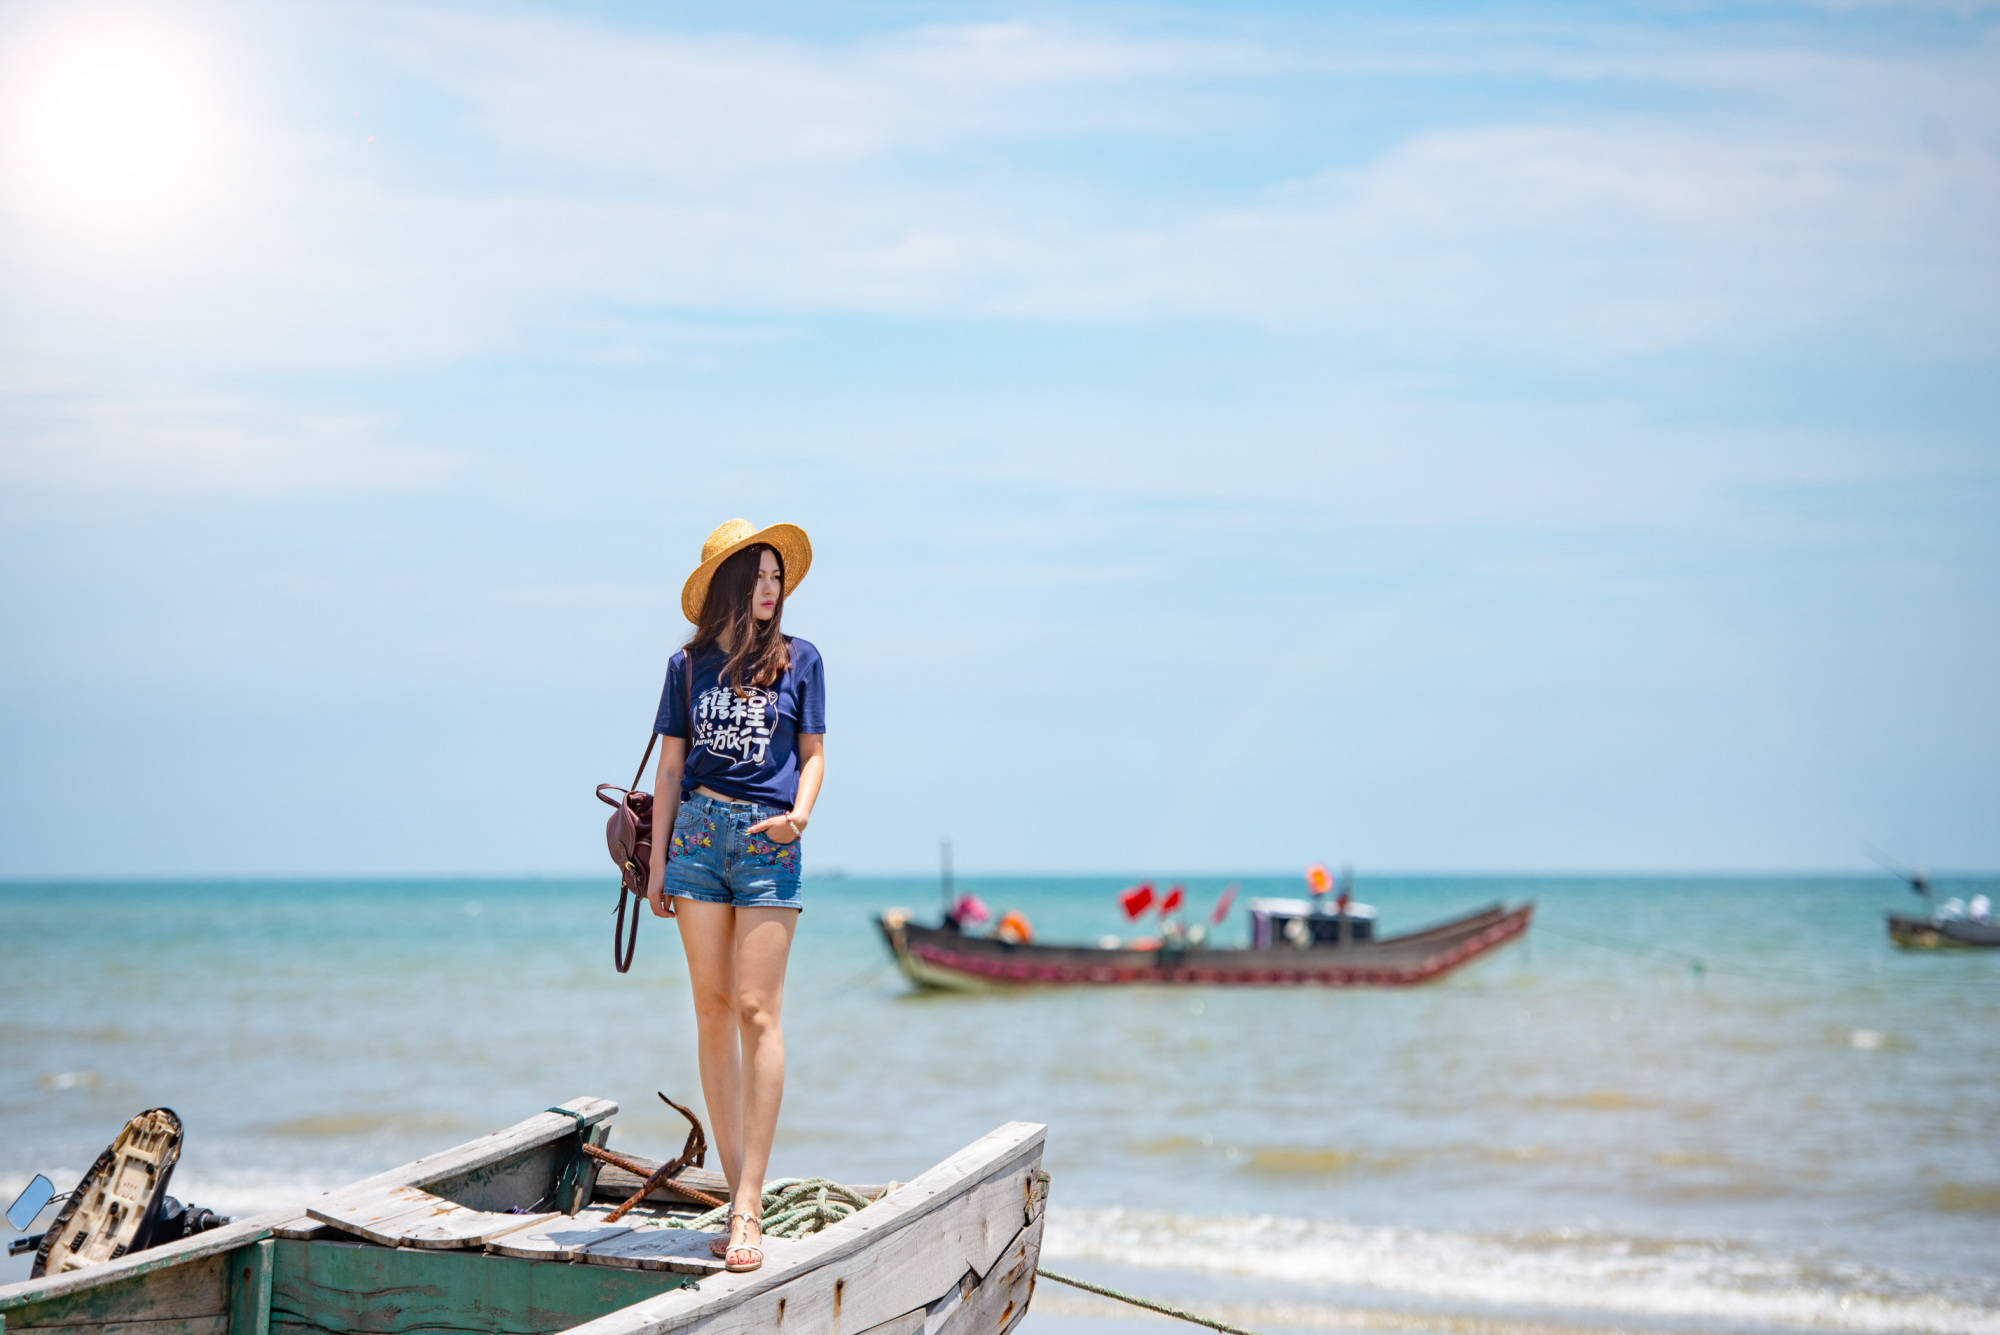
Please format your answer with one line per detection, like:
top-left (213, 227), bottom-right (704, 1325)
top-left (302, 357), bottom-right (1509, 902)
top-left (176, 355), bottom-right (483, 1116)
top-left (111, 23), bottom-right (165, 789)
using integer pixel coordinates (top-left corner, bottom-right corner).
top-left (687, 1177), bottom-right (874, 1239)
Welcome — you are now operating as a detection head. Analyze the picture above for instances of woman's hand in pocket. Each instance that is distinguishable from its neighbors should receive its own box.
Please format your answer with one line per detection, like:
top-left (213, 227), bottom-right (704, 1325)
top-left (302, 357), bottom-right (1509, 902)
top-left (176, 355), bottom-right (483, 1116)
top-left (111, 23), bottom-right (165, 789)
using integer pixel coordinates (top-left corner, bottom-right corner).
top-left (748, 811), bottom-right (805, 845)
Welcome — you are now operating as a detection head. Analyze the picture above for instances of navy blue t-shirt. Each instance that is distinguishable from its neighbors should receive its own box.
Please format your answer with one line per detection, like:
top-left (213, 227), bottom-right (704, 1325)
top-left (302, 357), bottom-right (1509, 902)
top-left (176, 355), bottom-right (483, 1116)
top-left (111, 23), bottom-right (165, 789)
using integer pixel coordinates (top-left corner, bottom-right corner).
top-left (654, 637), bottom-right (825, 810)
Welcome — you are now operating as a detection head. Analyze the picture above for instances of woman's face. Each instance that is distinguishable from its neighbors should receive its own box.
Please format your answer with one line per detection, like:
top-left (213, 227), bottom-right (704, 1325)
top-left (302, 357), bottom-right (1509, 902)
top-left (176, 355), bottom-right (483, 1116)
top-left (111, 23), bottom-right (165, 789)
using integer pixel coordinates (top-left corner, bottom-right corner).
top-left (751, 549), bottom-right (783, 622)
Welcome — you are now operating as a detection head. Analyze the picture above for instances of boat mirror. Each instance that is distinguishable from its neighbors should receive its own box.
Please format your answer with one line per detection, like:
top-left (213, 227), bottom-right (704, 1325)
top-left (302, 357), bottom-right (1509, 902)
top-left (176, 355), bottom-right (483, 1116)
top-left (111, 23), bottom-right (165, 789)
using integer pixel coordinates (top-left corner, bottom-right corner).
top-left (7, 1174), bottom-right (55, 1231)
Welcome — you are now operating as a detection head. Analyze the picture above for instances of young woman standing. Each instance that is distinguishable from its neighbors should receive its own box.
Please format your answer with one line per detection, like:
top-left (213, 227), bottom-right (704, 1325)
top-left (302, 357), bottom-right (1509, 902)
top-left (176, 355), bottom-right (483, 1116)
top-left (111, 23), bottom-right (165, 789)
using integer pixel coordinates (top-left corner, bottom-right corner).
top-left (644, 518), bottom-right (825, 1275)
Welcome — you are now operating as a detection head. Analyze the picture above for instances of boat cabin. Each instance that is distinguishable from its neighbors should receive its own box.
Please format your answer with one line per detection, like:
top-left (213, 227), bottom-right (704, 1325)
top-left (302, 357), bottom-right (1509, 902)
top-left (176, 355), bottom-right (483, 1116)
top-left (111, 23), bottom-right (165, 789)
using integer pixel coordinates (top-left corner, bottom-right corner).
top-left (1246, 897), bottom-right (1378, 948)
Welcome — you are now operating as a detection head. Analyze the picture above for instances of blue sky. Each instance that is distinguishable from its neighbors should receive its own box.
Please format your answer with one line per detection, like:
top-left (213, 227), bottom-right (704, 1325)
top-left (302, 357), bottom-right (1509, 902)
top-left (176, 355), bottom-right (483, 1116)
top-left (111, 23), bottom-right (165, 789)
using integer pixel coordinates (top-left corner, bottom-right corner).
top-left (1, 1), bottom-right (1994, 877)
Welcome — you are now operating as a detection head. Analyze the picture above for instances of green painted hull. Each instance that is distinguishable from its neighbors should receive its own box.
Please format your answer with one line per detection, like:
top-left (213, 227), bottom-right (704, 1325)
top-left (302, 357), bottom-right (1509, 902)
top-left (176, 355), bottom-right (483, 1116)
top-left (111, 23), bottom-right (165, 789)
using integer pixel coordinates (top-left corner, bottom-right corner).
top-left (5, 1236), bottom-right (687, 1335)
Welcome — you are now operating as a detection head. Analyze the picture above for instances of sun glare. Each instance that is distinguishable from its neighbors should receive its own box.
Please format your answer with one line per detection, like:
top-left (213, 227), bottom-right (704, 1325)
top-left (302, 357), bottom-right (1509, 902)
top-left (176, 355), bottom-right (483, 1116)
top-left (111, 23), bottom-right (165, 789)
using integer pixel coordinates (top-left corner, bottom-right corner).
top-left (3, 15), bottom-right (227, 234)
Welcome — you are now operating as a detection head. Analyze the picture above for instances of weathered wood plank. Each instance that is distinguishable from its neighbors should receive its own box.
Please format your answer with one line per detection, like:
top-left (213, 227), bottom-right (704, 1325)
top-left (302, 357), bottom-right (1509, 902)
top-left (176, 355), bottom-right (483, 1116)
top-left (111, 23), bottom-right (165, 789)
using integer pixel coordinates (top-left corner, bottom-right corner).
top-left (308, 1187), bottom-right (554, 1252)
top-left (935, 1214), bottom-right (1041, 1335)
top-left (850, 1306), bottom-right (927, 1335)
top-left (268, 1238), bottom-right (682, 1335)
top-left (0, 1237), bottom-right (252, 1316)
top-left (1, 1254), bottom-right (226, 1329)
top-left (305, 1187), bottom-right (440, 1241)
top-left (264, 1223), bottom-right (327, 1244)
top-left (554, 1122), bottom-right (1045, 1335)
top-left (223, 1242), bottom-right (270, 1335)
top-left (349, 1099), bottom-right (615, 1202)
top-left (394, 1211), bottom-right (554, 1252)
top-left (574, 1229), bottom-right (727, 1277)
top-left (0, 1099), bottom-right (616, 1314)
top-left (916, 1272), bottom-right (974, 1335)
top-left (5, 1317), bottom-right (226, 1335)
top-left (486, 1209), bottom-right (634, 1263)
top-left (425, 1146), bottom-right (566, 1218)
top-left (691, 1132), bottom-right (1040, 1335)
top-left (672, 1153), bottom-right (1035, 1335)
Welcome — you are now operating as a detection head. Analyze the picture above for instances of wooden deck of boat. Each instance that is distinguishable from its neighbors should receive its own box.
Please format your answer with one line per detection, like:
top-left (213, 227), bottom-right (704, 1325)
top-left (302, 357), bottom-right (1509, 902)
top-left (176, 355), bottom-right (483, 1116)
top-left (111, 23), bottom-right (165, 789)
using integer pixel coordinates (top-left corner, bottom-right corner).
top-left (0, 1099), bottom-right (1049, 1335)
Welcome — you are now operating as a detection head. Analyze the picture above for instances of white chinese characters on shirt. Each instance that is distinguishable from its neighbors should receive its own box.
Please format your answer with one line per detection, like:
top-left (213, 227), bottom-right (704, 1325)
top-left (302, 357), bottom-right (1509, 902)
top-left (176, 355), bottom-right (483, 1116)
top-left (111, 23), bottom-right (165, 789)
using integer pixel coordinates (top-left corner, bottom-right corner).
top-left (693, 684), bottom-right (774, 765)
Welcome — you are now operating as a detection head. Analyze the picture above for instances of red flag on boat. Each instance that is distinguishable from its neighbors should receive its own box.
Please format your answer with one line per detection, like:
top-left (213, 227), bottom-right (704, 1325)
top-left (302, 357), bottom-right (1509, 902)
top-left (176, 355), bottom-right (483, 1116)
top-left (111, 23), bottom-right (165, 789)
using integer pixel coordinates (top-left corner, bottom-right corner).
top-left (1210, 883), bottom-right (1238, 924)
top-left (1120, 883), bottom-right (1155, 919)
top-left (1159, 885), bottom-right (1185, 916)
top-left (1306, 863), bottom-right (1333, 895)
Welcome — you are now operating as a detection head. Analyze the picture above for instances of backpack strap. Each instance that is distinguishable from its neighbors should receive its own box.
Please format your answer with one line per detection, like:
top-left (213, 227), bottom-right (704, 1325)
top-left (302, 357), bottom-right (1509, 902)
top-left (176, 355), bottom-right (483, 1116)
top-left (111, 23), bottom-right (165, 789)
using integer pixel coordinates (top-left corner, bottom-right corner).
top-left (613, 650), bottom-right (694, 976)
top-left (631, 648), bottom-right (695, 789)
top-left (629, 734), bottom-right (657, 793)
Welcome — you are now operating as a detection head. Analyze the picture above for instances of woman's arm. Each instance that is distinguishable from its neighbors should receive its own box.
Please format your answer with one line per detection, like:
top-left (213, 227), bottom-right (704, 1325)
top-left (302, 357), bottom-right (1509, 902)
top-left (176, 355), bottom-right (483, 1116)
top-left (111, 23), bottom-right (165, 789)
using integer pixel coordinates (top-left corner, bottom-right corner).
top-left (750, 733), bottom-right (823, 845)
top-left (645, 735), bottom-right (688, 917)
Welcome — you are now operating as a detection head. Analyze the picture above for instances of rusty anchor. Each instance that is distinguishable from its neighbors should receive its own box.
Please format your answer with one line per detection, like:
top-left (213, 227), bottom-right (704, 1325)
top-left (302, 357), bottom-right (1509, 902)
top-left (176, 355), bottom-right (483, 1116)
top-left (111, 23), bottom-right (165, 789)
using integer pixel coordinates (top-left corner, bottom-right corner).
top-left (584, 1092), bottom-right (724, 1219)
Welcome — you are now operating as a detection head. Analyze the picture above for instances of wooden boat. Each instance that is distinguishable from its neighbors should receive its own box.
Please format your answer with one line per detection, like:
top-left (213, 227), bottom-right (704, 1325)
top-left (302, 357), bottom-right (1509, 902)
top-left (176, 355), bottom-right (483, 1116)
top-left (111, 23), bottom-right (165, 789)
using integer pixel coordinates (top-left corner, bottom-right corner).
top-left (1869, 859), bottom-right (1999, 949)
top-left (1887, 913), bottom-right (2000, 948)
top-left (1, 1098), bottom-right (1048, 1335)
top-left (1879, 869), bottom-right (1999, 948)
top-left (877, 900), bottom-right (1533, 990)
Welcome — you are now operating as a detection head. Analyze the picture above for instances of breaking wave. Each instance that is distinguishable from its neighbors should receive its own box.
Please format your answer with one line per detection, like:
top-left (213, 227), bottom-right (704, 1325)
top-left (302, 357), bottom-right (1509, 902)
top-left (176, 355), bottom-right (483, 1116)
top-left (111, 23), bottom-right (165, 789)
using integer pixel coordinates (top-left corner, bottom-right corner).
top-left (1041, 1207), bottom-right (2000, 1334)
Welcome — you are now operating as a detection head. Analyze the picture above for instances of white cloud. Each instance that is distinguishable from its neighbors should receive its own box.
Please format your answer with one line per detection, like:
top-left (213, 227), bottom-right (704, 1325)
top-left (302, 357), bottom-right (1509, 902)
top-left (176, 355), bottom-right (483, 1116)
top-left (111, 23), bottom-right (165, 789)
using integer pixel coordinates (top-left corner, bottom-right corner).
top-left (995, 111), bottom-right (2000, 355)
top-left (0, 395), bottom-right (459, 494)
top-left (0, 9), bottom-right (1994, 430)
top-left (391, 14), bottom-right (1283, 175)
top-left (776, 382), bottom-right (1951, 540)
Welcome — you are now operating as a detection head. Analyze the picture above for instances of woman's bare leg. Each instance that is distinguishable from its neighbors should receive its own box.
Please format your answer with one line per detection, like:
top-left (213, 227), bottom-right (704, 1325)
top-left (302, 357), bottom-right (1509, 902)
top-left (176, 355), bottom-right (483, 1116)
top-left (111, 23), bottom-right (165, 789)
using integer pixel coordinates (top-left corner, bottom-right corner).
top-left (728, 906), bottom-right (799, 1245)
top-left (674, 897), bottom-right (743, 1192)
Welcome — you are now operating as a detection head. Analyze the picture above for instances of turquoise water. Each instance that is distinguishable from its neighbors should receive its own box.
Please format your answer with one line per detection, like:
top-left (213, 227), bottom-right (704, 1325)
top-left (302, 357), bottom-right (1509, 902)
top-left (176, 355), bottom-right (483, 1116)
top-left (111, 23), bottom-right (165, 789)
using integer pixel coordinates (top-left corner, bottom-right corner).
top-left (4, 874), bottom-right (1997, 1333)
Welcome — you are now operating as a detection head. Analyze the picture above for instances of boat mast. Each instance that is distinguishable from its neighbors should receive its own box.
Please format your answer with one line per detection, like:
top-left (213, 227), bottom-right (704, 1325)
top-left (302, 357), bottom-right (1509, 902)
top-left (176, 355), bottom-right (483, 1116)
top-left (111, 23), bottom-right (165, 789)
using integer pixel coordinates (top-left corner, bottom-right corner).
top-left (1866, 845), bottom-right (1935, 913)
top-left (940, 838), bottom-right (954, 912)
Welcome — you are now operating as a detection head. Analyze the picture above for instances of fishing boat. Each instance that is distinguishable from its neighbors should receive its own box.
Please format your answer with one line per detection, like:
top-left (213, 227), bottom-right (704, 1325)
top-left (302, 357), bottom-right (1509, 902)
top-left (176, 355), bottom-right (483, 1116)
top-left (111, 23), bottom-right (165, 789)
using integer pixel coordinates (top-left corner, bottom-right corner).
top-left (1887, 911), bottom-right (2000, 949)
top-left (877, 898), bottom-right (1533, 990)
top-left (1874, 856), bottom-right (2000, 949)
top-left (1, 1098), bottom-right (1049, 1335)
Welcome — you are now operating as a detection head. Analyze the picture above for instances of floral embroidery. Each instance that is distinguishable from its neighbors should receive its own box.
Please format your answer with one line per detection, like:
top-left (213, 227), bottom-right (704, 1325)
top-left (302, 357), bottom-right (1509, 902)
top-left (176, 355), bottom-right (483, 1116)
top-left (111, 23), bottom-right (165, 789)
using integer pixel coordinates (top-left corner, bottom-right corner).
top-left (670, 809), bottom-right (717, 860)
top-left (745, 832), bottom-right (801, 871)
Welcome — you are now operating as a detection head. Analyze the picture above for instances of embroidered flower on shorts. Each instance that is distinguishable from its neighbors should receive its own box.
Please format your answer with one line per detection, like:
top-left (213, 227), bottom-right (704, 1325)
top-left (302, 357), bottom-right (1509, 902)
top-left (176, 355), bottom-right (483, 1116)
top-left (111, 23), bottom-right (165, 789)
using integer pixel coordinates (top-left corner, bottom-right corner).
top-left (671, 810), bottom-right (717, 859)
top-left (746, 833), bottom-right (800, 871)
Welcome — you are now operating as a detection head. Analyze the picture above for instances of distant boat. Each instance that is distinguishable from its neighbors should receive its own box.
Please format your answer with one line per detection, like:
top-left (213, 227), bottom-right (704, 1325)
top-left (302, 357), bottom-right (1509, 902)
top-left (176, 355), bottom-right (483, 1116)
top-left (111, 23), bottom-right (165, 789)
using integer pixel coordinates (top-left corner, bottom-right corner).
top-left (877, 899), bottom-right (1532, 990)
top-left (1, 1098), bottom-right (1049, 1335)
top-left (1871, 852), bottom-right (1999, 949)
top-left (1887, 912), bottom-right (2000, 949)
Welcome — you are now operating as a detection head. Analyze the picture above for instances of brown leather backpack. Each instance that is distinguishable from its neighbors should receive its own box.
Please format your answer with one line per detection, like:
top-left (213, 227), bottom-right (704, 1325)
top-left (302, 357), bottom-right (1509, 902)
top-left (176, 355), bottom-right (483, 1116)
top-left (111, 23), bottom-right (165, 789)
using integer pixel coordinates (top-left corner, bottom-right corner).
top-left (596, 661), bottom-right (690, 973)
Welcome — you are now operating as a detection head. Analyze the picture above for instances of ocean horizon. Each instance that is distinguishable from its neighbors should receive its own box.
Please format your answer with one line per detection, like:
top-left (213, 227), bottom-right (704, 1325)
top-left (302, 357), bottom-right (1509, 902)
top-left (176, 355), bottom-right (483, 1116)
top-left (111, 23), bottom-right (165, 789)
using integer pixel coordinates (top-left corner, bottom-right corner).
top-left (9, 866), bottom-right (1992, 884)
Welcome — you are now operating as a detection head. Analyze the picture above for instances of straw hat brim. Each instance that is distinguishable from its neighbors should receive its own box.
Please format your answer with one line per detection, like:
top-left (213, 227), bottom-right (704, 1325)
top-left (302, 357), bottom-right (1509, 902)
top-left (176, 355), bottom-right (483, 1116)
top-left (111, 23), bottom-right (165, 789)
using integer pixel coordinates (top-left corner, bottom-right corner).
top-left (680, 522), bottom-right (813, 624)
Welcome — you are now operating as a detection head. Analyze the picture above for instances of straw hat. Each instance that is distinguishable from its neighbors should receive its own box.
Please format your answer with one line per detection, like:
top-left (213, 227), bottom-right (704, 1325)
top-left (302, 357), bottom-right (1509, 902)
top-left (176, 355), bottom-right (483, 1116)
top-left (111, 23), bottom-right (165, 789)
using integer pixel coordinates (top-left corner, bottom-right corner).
top-left (680, 518), bottom-right (813, 623)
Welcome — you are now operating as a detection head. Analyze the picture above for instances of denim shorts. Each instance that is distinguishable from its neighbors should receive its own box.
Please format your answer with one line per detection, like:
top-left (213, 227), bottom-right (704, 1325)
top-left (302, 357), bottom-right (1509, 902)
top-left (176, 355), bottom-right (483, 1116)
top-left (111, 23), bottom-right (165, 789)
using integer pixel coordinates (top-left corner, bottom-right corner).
top-left (658, 792), bottom-right (804, 911)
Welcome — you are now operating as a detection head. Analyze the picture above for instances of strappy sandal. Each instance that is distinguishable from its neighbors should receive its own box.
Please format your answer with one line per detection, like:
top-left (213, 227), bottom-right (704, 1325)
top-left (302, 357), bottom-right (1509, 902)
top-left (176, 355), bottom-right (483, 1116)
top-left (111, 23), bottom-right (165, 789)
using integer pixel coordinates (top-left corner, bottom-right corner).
top-left (723, 1209), bottom-right (763, 1273)
top-left (707, 1200), bottom-right (742, 1257)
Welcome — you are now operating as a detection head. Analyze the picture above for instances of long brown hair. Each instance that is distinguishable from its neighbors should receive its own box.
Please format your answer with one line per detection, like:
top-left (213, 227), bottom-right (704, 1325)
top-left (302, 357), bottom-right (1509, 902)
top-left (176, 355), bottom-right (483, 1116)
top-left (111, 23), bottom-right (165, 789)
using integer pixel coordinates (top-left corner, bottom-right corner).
top-left (686, 543), bottom-right (792, 693)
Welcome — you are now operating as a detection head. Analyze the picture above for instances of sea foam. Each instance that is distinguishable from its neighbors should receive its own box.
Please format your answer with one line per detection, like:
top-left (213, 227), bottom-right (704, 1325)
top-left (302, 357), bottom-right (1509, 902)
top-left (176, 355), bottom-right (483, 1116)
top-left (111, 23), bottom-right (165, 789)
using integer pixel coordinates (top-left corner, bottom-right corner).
top-left (1042, 1206), bottom-right (2000, 1335)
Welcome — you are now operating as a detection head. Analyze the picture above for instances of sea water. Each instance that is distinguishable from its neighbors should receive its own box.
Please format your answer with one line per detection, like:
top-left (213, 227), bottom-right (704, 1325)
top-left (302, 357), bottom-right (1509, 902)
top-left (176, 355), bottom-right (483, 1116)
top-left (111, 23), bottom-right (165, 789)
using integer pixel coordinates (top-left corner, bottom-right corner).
top-left (3, 875), bottom-right (1996, 1334)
